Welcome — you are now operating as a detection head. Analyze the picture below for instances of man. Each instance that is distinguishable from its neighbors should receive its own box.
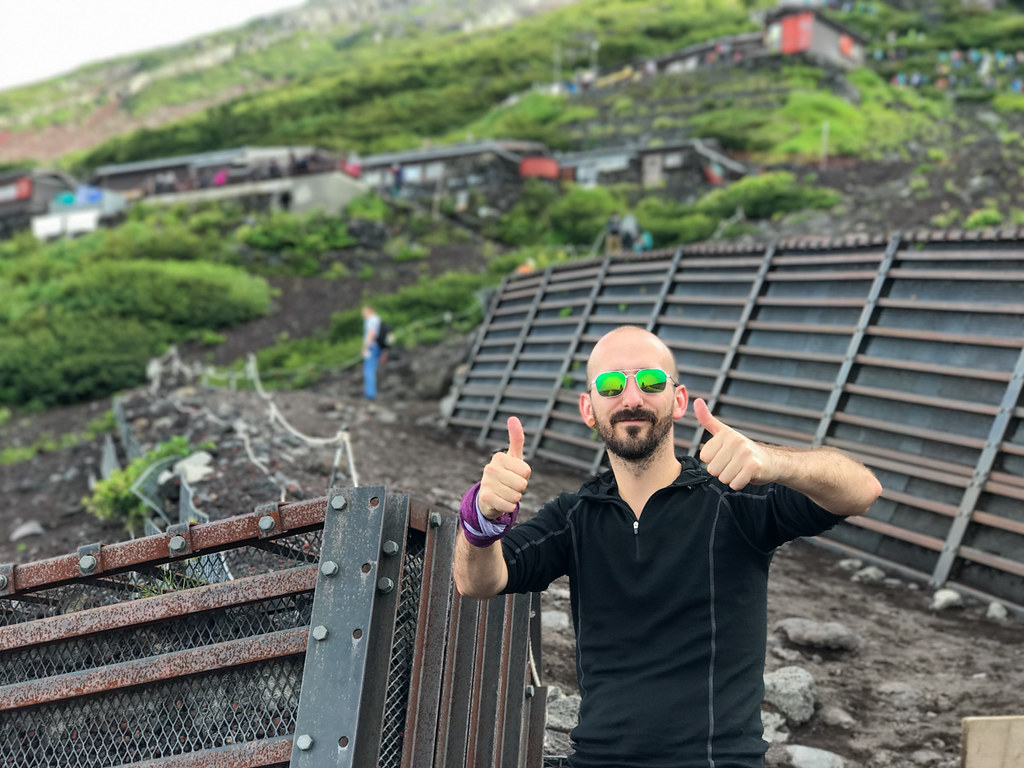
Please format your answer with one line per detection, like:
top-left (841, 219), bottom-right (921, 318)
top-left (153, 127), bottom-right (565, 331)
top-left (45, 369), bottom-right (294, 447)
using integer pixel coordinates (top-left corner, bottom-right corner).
top-left (453, 325), bottom-right (882, 768)
top-left (361, 305), bottom-right (382, 400)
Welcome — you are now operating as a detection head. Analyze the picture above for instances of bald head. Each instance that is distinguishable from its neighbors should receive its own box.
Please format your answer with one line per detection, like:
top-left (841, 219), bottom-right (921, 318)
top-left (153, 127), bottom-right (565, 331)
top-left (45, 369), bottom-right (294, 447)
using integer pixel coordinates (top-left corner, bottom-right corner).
top-left (587, 326), bottom-right (678, 385)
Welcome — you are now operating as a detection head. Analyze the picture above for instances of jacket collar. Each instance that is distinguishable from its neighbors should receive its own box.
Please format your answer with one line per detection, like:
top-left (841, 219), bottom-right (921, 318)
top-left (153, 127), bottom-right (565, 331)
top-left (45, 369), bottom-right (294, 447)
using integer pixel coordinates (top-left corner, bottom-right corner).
top-left (579, 455), bottom-right (709, 499)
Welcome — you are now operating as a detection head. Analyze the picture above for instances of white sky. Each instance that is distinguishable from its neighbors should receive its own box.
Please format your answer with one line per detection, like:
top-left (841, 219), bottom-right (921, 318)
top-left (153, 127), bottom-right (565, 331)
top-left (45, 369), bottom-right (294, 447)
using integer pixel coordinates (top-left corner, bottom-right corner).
top-left (0, 0), bottom-right (305, 92)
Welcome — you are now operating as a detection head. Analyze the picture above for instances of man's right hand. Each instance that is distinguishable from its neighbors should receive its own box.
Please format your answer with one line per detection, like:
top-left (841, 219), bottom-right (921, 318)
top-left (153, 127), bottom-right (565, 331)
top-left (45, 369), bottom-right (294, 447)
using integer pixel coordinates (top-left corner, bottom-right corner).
top-left (478, 416), bottom-right (531, 520)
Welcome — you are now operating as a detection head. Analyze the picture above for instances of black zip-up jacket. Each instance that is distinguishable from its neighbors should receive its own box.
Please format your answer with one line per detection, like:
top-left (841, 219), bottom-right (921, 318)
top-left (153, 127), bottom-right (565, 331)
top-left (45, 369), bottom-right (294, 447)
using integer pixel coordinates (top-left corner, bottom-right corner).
top-left (500, 456), bottom-right (844, 768)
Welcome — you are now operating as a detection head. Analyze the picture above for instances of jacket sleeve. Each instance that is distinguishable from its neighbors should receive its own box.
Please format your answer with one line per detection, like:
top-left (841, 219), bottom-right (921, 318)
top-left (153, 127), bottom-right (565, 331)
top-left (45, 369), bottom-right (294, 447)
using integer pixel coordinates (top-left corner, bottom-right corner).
top-left (724, 483), bottom-right (845, 553)
top-left (499, 493), bottom-right (576, 594)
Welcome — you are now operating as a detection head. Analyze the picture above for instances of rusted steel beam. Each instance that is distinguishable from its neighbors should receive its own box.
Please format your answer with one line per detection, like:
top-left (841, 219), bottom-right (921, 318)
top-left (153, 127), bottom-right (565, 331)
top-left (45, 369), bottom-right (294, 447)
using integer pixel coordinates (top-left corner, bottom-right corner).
top-left (113, 737), bottom-right (293, 768)
top-left (408, 497), bottom-right (445, 534)
top-left (887, 267), bottom-right (1024, 281)
top-left (435, 593), bottom-right (479, 768)
top-left (958, 546), bottom-right (1024, 579)
top-left (0, 566), bottom-right (316, 651)
top-left (867, 324), bottom-right (1023, 348)
top-left (844, 515), bottom-right (945, 552)
top-left (3, 497), bottom-right (329, 595)
top-left (401, 508), bottom-right (457, 768)
top-left (972, 510), bottom-right (1024, 537)
top-left (0, 627), bottom-right (307, 711)
top-left (854, 353), bottom-right (1011, 382)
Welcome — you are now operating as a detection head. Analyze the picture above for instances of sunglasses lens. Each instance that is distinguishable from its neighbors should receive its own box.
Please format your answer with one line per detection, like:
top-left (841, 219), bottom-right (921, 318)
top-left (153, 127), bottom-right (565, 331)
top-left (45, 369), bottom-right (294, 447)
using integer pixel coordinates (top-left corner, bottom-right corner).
top-left (594, 371), bottom-right (626, 397)
top-left (636, 368), bottom-right (668, 393)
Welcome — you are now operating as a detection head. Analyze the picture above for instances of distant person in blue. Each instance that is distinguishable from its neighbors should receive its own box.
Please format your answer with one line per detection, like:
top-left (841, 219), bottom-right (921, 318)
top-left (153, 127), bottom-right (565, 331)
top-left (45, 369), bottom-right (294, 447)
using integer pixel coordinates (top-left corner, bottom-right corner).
top-left (361, 305), bottom-right (382, 400)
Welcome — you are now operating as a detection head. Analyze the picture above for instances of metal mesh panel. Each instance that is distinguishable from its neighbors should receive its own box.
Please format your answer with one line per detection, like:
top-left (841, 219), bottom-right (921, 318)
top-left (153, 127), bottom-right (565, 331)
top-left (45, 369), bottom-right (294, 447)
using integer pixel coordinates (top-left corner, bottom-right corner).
top-left (0, 571), bottom-right (152, 626)
top-left (0, 657), bottom-right (302, 767)
top-left (0, 531), bottom-right (323, 630)
top-left (378, 530), bottom-right (427, 768)
top-left (223, 530), bottom-right (324, 580)
top-left (2, 593), bottom-right (313, 686)
top-left (1, 493), bottom-right (543, 768)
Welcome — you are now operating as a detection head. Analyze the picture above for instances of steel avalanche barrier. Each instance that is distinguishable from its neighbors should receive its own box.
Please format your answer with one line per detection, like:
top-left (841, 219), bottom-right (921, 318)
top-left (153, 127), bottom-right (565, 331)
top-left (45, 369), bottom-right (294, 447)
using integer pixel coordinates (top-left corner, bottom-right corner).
top-left (445, 232), bottom-right (1024, 612)
top-left (0, 488), bottom-right (546, 767)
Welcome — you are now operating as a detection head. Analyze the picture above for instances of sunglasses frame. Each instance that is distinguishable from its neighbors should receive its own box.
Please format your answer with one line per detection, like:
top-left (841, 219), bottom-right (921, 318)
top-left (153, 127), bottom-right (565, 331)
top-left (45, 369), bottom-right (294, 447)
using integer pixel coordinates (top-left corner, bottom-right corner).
top-left (590, 368), bottom-right (678, 398)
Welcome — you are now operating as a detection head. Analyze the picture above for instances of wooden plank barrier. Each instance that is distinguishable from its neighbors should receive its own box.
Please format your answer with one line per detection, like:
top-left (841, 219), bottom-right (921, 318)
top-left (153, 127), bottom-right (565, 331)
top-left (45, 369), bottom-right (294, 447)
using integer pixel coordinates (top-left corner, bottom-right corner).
top-left (446, 233), bottom-right (1024, 612)
top-left (962, 716), bottom-right (1024, 768)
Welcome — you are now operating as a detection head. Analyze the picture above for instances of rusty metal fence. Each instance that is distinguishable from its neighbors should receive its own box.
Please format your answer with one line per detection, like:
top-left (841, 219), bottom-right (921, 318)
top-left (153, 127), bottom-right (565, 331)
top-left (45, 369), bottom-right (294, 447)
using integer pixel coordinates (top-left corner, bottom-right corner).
top-left (445, 232), bottom-right (1024, 611)
top-left (0, 489), bottom-right (546, 767)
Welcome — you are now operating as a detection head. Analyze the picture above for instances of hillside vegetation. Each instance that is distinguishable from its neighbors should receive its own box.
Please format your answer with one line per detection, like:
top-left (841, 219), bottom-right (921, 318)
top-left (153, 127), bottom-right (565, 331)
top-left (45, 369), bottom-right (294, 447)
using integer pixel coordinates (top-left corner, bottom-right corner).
top-left (0, 0), bottom-right (1019, 174)
top-left (2, 0), bottom-right (1024, 415)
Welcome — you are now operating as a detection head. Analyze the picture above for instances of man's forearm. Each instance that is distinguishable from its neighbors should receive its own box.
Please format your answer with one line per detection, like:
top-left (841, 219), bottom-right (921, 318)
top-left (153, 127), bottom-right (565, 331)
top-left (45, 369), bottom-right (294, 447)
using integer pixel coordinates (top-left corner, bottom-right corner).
top-left (453, 532), bottom-right (509, 598)
top-left (768, 444), bottom-right (882, 517)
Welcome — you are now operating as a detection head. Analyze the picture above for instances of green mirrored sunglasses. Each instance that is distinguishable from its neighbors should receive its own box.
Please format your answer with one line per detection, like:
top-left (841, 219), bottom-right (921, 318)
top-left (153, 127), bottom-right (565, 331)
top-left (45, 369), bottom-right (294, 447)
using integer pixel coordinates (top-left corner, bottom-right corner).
top-left (591, 368), bottom-right (677, 398)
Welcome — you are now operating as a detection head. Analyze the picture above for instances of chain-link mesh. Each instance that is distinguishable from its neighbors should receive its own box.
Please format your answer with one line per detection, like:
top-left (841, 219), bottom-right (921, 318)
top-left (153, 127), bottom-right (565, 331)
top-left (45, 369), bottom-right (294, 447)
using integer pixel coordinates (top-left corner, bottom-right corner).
top-left (0, 500), bottom-right (536, 768)
top-left (0, 531), bottom-right (323, 630)
top-left (378, 529), bottom-right (427, 768)
top-left (0, 657), bottom-right (302, 767)
top-left (2, 592), bottom-right (313, 687)
top-left (0, 529), bottom-right (326, 766)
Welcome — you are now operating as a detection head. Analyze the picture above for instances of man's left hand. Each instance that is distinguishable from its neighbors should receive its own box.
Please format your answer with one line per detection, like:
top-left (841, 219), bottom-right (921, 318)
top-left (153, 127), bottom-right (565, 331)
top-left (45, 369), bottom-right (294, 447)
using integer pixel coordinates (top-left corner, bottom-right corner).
top-left (694, 398), bottom-right (774, 490)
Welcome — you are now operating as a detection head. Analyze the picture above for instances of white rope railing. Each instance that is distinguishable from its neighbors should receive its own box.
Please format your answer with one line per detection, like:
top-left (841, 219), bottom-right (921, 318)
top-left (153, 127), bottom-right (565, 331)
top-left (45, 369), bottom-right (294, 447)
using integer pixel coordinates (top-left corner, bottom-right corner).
top-left (140, 308), bottom-right (479, 501)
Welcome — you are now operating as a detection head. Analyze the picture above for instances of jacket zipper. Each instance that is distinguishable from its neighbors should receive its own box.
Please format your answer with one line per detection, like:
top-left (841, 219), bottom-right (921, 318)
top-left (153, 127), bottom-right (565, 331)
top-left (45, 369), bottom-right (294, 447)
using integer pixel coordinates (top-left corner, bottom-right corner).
top-left (633, 519), bottom-right (639, 559)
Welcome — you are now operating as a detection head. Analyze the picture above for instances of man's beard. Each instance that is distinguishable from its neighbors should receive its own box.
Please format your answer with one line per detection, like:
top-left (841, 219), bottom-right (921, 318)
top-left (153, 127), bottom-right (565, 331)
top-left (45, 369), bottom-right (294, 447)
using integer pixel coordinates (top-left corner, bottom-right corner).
top-left (595, 406), bottom-right (673, 465)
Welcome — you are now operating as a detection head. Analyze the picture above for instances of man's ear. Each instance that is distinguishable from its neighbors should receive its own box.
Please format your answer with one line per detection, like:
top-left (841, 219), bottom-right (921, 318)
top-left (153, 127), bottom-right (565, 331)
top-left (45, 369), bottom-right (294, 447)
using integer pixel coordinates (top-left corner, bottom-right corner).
top-left (673, 385), bottom-right (689, 420)
top-left (579, 391), bottom-right (596, 428)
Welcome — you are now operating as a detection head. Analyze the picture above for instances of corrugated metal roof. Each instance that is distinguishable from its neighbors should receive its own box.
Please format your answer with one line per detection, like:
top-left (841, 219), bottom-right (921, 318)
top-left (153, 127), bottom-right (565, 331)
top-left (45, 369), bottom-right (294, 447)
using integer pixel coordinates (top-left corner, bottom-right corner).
top-left (360, 140), bottom-right (549, 169)
top-left (91, 146), bottom-right (314, 177)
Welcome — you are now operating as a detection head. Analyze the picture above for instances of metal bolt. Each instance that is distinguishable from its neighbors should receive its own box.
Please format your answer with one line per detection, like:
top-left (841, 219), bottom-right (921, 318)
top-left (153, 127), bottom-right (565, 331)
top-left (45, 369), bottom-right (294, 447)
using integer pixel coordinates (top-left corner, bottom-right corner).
top-left (429, 512), bottom-right (442, 528)
top-left (0, 575), bottom-right (7, 590)
top-left (295, 734), bottom-right (314, 751)
top-left (377, 577), bottom-right (395, 594)
top-left (79, 554), bottom-right (98, 574)
top-left (382, 539), bottom-right (400, 556)
top-left (311, 625), bottom-right (329, 641)
top-left (320, 560), bottom-right (339, 577)
top-left (168, 535), bottom-right (187, 554)
top-left (258, 515), bottom-right (276, 533)
top-left (331, 496), bottom-right (347, 510)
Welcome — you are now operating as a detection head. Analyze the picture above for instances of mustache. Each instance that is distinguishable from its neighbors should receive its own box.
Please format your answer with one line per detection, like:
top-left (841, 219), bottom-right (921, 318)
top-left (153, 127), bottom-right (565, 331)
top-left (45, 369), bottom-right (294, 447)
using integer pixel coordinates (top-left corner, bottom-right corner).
top-left (610, 408), bottom-right (657, 425)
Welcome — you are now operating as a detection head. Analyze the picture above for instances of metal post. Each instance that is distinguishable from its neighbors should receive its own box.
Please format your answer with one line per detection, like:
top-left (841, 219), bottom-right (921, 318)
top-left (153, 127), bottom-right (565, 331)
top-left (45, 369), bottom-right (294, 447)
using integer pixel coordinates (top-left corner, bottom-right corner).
top-left (813, 235), bottom-right (900, 446)
top-left (477, 270), bottom-right (552, 449)
top-left (290, 486), bottom-right (390, 768)
top-left (442, 276), bottom-right (510, 431)
top-left (932, 345), bottom-right (1024, 587)
top-left (689, 242), bottom-right (776, 454)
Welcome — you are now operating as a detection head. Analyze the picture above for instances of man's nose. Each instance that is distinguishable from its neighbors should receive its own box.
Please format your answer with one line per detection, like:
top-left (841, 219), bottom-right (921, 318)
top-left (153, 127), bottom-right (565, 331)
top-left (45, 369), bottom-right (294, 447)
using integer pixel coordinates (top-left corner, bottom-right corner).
top-left (619, 376), bottom-right (646, 406)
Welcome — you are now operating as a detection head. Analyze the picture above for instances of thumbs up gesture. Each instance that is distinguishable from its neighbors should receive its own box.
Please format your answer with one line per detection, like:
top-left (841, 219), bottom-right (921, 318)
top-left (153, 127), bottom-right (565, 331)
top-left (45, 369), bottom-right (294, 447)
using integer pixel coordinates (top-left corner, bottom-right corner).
top-left (478, 417), bottom-right (532, 520)
top-left (694, 398), bottom-right (774, 490)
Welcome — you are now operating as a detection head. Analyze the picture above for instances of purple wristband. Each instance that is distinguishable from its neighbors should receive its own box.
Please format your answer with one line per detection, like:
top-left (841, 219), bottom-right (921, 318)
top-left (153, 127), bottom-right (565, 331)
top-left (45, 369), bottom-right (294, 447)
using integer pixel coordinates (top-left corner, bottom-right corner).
top-left (459, 482), bottom-right (518, 548)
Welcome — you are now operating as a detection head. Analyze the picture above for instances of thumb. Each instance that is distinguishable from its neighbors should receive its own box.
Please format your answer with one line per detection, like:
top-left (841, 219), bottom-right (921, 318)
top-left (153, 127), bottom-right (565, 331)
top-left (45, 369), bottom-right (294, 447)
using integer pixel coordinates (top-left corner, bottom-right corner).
top-left (694, 398), bottom-right (724, 436)
top-left (506, 416), bottom-right (525, 460)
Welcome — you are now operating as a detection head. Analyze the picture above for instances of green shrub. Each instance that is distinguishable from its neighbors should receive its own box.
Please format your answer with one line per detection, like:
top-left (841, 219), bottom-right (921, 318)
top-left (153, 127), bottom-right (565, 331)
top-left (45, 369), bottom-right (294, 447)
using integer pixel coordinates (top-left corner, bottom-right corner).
top-left (82, 436), bottom-right (211, 533)
top-left (1, 314), bottom-right (166, 407)
top-left (634, 197), bottom-right (716, 246)
top-left (388, 237), bottom-right (429, 261)
top-left (345, 192), bottom-right (390, 221)
top-left (236, 211), bottom-right (356, 255)
top-left (964, 208), bottom-right (1003, 229)
top-left (493, 178), bottom-right (559, 246)
top-left (0, 259), bottom-right (269, 406)
top-left (52, 261), bottom-right (271, 330)
top-left (195, 329), bottom-right (227, 346)
top-left (548, 186), bottom-right (622, 245)
top-left (993, 93), bottom-right (1024, 115)
top-left (696, 172), bottom-right (839, 221)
